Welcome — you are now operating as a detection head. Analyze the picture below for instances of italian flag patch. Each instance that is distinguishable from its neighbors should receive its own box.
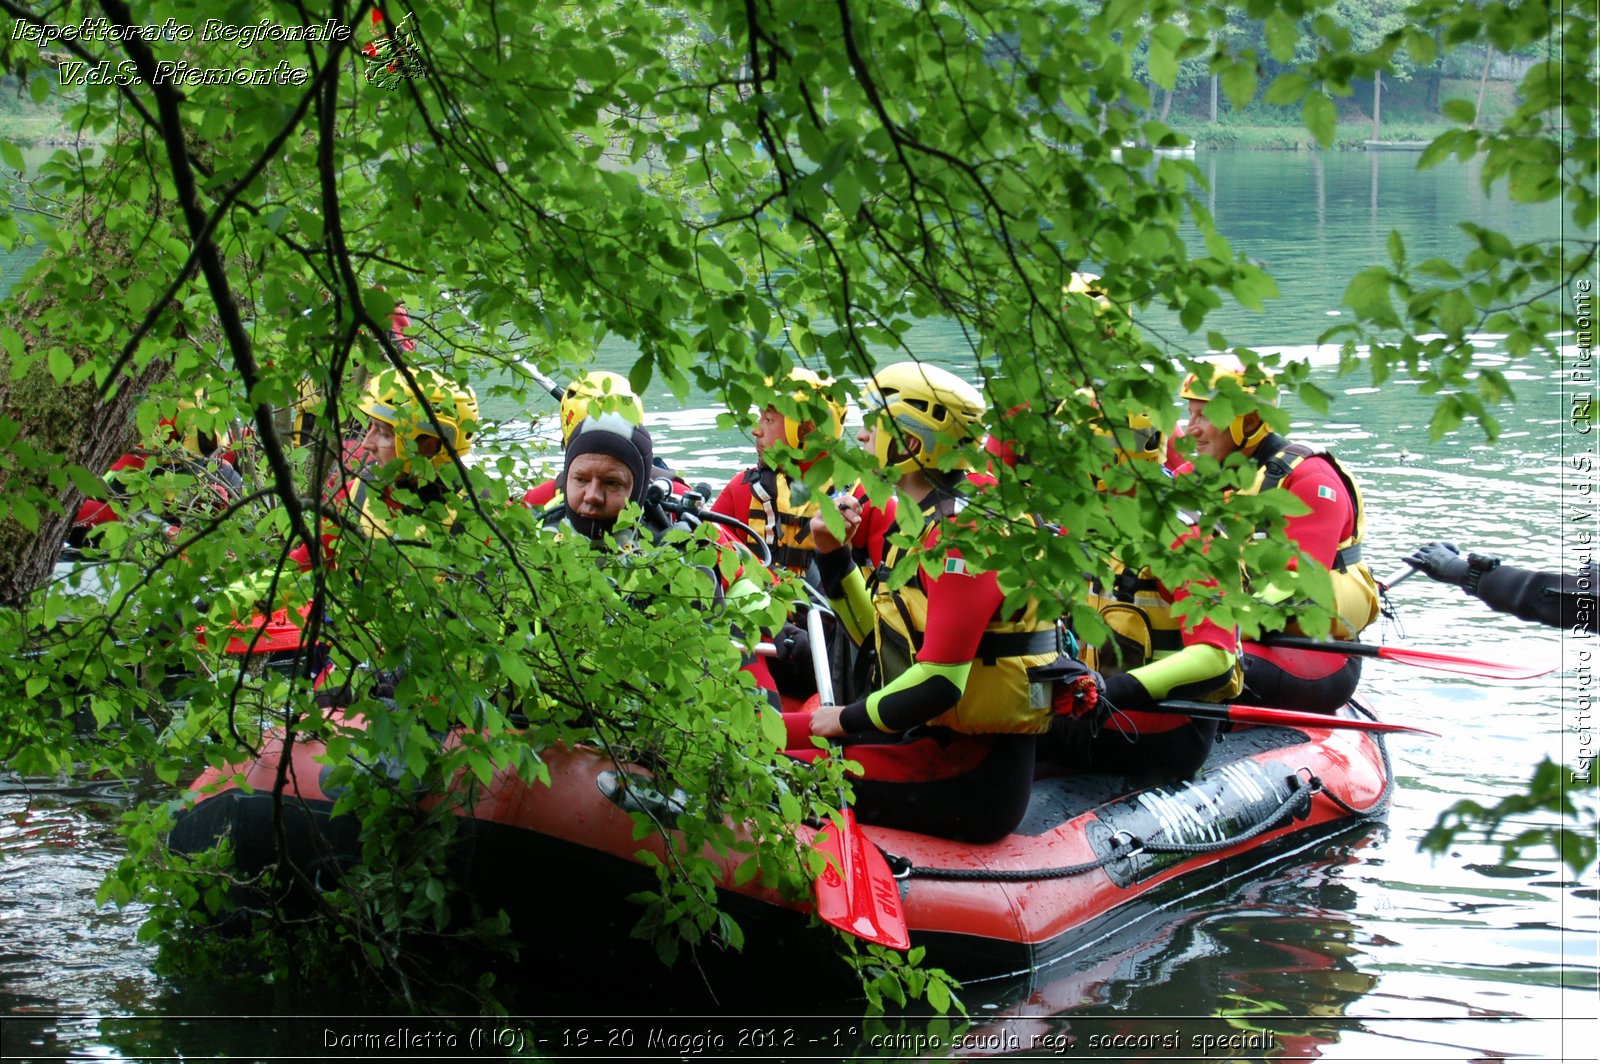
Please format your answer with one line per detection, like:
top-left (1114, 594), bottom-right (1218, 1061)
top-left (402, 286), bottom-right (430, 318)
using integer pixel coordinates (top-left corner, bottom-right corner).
top-left (1317, 485), bottom-right (1337, 501)
top-left (944, 557), bottom-right (967, 575)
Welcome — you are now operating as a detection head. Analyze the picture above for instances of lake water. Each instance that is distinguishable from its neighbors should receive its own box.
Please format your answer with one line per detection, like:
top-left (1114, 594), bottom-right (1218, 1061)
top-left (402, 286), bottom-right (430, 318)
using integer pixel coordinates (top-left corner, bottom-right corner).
top-left (3, 150), bottom-right (1596, 1061)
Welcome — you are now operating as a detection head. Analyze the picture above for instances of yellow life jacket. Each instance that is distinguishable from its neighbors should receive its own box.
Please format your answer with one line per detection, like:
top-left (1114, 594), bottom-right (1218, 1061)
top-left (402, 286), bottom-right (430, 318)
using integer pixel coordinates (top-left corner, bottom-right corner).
top-left (741, 468), bottom-right (827, 576)
top-left (1244, 435), bottom-right (1380, 640)
top-left (1080, 563), bottom-right (1182, 676)
top-left (1078, 555), bottom-right (1245, 704)
top-left (869, 492), bottom-right (1063, 735)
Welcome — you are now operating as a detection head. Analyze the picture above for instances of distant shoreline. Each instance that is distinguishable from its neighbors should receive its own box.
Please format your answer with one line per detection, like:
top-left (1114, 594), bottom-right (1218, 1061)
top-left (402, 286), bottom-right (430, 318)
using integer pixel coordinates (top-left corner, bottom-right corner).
top-left (0, 123), bottom-right (1456, 153)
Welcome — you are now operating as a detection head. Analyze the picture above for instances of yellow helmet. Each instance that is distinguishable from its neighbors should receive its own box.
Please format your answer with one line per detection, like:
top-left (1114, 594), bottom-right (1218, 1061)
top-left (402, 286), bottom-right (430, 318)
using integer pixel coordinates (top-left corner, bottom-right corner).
top-left (773, 367), bottom-right (847, 449)
top-left (170, 390), bottom-right (233, 457)
top-left (862, 362), bottom-right (985, 476)
top-left (1062, 271), bottom-right (1127, 339)
top-left (1180, 364), bottom-right (1275, 450)
top-left (560, 370), bottom-right (644, 445)
top-left (1062, 271), bottom-right (1111, 309)
top-left (358, 367), bottom-right (478, 473)
top-left (1098, 410), bottom-right (1163, 463)
top-left (1071, 388), bottom-right (1163, 489)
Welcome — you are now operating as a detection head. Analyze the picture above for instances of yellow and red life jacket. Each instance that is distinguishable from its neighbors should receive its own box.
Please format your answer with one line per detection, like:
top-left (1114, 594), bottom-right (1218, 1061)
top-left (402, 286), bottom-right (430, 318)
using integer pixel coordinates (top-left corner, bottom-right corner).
top-left (868, 493), bottom-right (1063, 735)
top-left (1078, 554), bottom-right (1245, 706)
top-left (740, 467), bottom-right (828, 576)
top-left (1244, 434), bottom-right (1379, 640)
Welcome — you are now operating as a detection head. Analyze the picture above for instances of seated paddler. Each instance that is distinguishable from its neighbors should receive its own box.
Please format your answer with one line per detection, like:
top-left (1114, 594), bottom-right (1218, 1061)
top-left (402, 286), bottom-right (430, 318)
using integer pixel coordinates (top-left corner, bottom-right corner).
top-left (784, 361), bottom-right (1080, 844)
top-left (1179, 365), bottom-right (1379, 714)
top-left (1038, 396), bottom-right (1244, 783)
top-left (289, 366), bottom-right (479, 571)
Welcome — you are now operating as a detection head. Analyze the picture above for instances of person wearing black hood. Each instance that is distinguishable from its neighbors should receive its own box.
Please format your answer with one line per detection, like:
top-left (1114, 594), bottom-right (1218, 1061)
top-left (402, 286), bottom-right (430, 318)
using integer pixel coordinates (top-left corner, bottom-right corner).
top-left (543, 412), bottom-right (784, 703)
top-left (541, 412), bottom-right (659, 542)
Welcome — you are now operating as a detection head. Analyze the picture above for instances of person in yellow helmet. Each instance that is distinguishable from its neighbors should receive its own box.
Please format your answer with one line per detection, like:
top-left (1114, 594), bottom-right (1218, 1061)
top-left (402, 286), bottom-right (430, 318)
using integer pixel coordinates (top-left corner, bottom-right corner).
top-left (70, 390), bottom-right (243, 545)
top-left (784, 361), bottom-right (1085, 844)
top-left (707, 369), bottom-right (858, 696)
top-left (1180, 364), bottom-right (1379, 712)
top-left (290, 366), bottom-right (479, 570)
top-left (1061, 271), bottom-right (1125, 343)
top-left (1039, 396), bottom-right (1244, 781)
top-left (711, 368), bottom-right (848, 575)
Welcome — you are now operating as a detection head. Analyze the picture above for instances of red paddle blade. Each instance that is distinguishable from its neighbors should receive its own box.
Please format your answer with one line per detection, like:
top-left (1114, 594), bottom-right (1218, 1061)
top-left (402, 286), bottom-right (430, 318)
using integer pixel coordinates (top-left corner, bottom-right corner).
top-left (1375, 644), bottom-right (1555, 681)
top-left (1155, 700), bottom-right (1437, 736)
top-left (1221, 703), bottom-right (1438, 736)
top-left (813, 809), bottom-right (910, 950)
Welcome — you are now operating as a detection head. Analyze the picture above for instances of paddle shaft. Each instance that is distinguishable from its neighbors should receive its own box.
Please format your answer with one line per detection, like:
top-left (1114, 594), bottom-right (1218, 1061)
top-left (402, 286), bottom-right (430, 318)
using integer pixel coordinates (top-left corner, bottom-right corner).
top-left (517, 361), bottom-right (565, 401)
top-left (1380, 565), bottom-right (1417, 590)
top-left (1258, 631), bottom-right (1552, 680)
top-left (1263, 633), bottom-right (1393, 660)
top-left (1152, 699), bottom-right (1436, 736)
top-left (806, 608), bottom-right (835, 704)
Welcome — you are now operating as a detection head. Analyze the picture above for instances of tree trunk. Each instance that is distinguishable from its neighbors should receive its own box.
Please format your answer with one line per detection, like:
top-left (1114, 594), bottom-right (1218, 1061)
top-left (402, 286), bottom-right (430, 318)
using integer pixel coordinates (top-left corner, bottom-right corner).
top-left (1210, 73), bottom-right (1218, 122)
top-left (1371, 70), bottom-right (1382, 142)
top-left (1425, 29), bottom-right (1443, 111)
top-left (1159, 87), bottom-right (1174, 122)
top-left (0, 155), bottom-right (208, 605)
top-left (1473, 46), bottom-right (1495, 129)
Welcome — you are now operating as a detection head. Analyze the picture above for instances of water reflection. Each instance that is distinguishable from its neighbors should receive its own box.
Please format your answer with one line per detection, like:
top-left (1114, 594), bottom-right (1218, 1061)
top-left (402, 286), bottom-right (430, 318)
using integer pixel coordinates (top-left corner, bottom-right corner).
top-left (947, 841), bottom-right (1378, 1060)
top-left (0, 784), bottom-right (162, 1062)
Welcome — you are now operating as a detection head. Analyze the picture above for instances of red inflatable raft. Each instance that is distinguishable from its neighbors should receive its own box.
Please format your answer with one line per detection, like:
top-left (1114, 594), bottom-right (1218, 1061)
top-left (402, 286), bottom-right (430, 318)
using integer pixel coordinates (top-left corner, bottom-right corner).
top-left (170, 703), bottom-right (1391, 985)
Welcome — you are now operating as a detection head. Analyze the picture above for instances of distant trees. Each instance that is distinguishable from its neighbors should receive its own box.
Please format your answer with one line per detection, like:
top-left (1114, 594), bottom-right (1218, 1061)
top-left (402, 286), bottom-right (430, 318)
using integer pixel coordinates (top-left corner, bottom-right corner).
top-left (1134, 0), bottom-right (1539, 125)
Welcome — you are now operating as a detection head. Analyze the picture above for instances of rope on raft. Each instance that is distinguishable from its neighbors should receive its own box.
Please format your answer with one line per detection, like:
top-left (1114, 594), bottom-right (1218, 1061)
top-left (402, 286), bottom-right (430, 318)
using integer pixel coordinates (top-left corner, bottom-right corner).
top-left (885, 706), bottom-right (1394, 884)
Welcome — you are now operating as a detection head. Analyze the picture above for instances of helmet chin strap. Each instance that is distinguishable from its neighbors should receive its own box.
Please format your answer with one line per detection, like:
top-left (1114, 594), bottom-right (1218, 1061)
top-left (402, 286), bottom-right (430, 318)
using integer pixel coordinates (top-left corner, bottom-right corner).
top-left (1232, 414), bottom-right (1271, 453)
top-left (885, 435), bottom-right (922, 471)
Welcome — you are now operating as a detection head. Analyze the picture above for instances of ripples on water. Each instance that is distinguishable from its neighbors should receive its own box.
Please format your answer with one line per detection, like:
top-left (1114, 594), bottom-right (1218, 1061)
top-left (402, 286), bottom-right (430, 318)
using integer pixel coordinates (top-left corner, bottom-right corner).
top-left (0, 781), bottom-right (162, 1060)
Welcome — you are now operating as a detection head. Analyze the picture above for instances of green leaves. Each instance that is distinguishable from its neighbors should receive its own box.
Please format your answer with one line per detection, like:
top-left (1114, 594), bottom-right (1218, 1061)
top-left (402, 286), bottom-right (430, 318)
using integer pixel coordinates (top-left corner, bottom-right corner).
top-left (1219, 59), bottom-right (1258, 110)
top-left (1343, 267), bottom-right (1403, 330)
top-left (1423, 758), bottom-right (1598, 878)
top-left (1147, 23), bottom-right (1186, 89)
top-left (1263, 11), bottom-right (1300, 63)
top-left (1301, 91), bottom-right (1336, 148)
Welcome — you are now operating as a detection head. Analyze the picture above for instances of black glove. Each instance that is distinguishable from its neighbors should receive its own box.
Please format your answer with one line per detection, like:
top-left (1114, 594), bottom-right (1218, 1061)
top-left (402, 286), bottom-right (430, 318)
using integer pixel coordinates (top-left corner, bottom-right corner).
top-left (772, 620), bottom-right (810, 664)
top-left (1405, 541), bottom-right (1471, 586)
top-left (1103, 671), bottom-right (1153, 713)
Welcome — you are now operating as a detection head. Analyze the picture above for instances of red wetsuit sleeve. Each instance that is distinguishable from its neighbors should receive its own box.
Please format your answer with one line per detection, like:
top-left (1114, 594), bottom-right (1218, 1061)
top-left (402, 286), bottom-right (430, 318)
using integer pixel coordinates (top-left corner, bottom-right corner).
top-left (709, 523), bottom-right (770, 588)
top-left (1167, 579), bottom-right (1238, 652)
top-left (1279, 457), bottom-right (1353, 570)
top-left (73, 453), bottom-right (149, 530)
top-left (711, 473), bottom-right (748, 518)
top-left (833, 522), bottom-right (1005, 733)
top-left (1165, 526), bottom-right (1237, 653)
top-left (914, 526), bottom-right (1005, 666)
top-left (288, 532), bottom-right (340, 571)
top-left (710, 472), bottom-right (753, 545)
top-left (289, 480), bottom-right (359, 571)
top-left (74, 499), bottom-right (117, 528)
top-left (522, 478), bottom-right (558, 509)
